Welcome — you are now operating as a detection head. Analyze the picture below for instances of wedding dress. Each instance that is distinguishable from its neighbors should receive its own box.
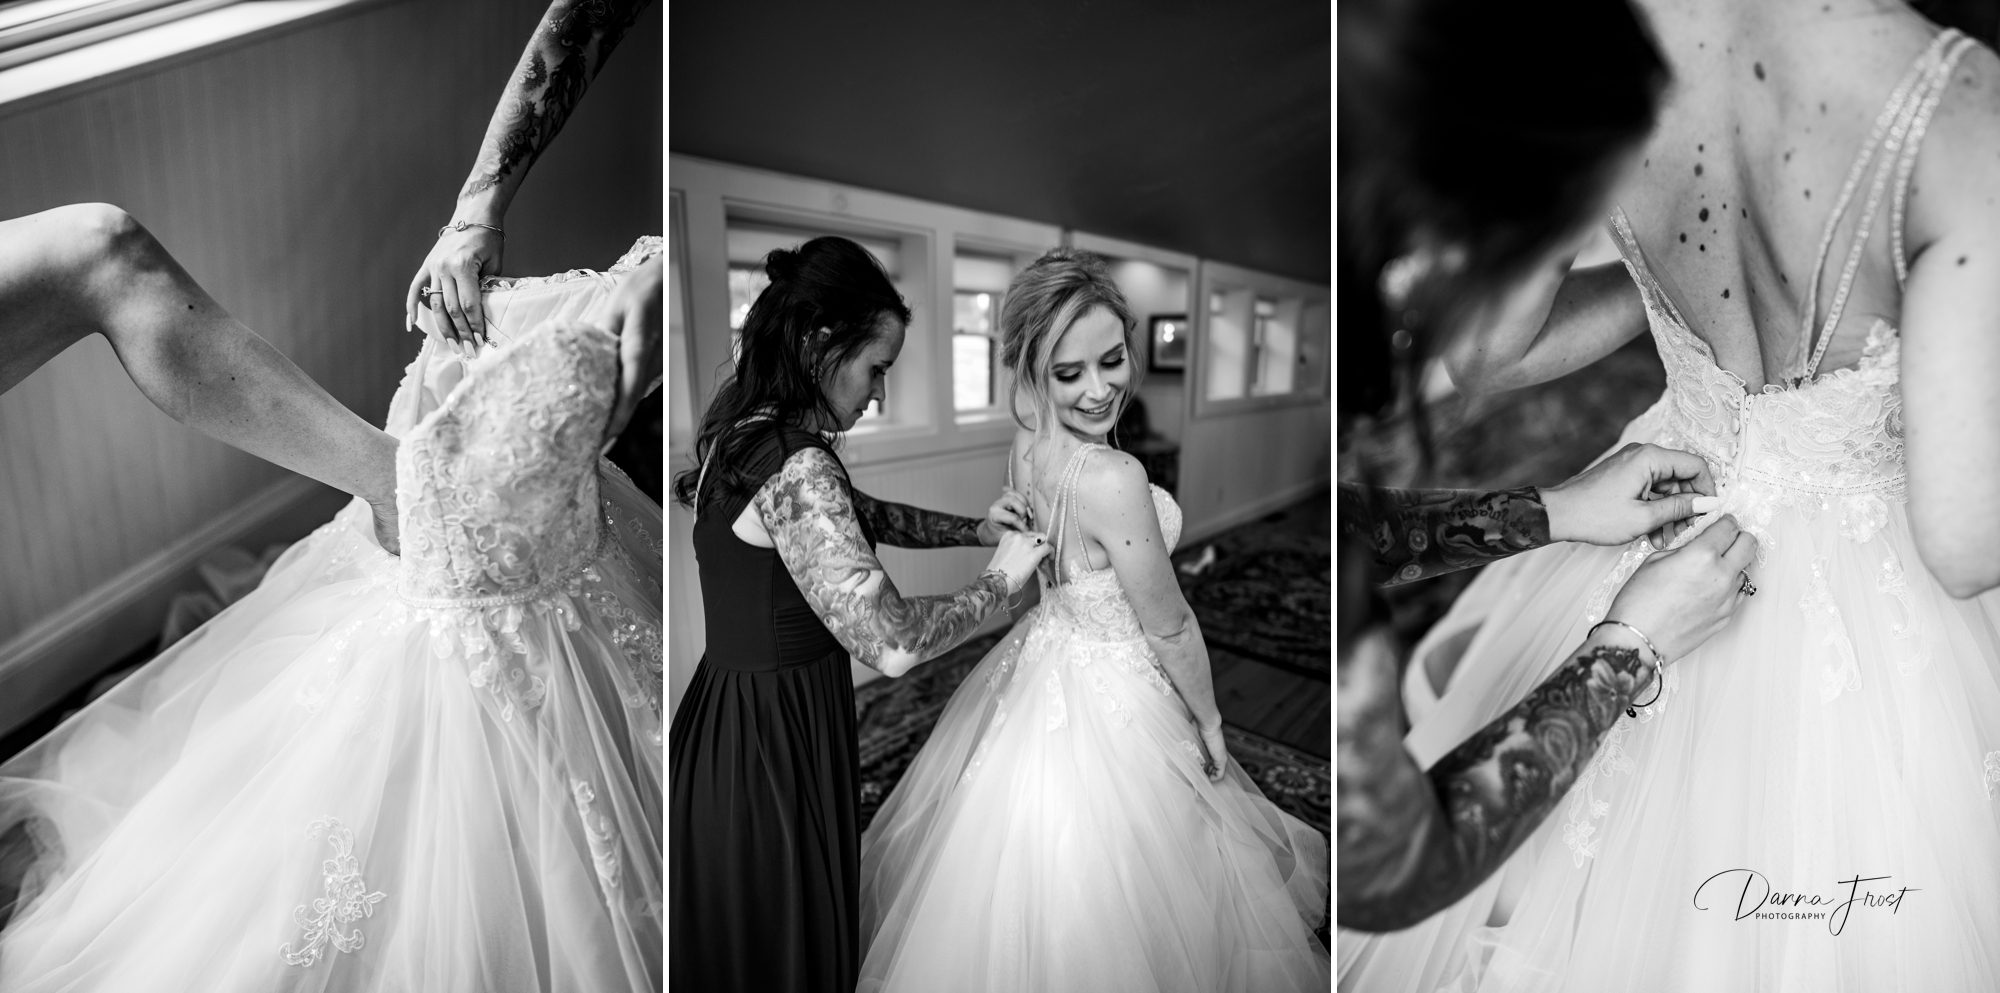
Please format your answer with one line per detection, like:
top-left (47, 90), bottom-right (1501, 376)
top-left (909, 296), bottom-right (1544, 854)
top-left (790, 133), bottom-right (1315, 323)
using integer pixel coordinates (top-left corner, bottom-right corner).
top-left (858, 442), bottom-right (1329, 992)
top-left (0, 239), bottom-right (665, 992)
top-left (1339, 31), bottom-right (2000, 991)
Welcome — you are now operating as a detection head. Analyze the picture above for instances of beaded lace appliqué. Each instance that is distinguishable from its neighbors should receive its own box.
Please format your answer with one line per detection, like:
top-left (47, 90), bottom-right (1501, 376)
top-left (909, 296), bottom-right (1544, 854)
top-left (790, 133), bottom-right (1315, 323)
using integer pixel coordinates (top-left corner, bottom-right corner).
top-left (280, 818), bottom-right (387, 967)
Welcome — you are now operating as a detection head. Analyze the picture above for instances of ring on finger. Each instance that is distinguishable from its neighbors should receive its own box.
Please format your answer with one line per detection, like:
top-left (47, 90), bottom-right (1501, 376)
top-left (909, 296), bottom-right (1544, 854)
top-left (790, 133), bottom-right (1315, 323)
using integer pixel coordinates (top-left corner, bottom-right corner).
top-left (1738, 571), bottom-right (1757, 597)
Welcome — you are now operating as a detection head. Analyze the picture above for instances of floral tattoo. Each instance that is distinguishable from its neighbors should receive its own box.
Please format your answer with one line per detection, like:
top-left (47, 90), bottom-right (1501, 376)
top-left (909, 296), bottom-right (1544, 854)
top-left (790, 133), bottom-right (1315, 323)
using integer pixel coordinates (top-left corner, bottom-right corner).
top-left (458, 0), bottom-right (649, 202)
top-left (1338, 483), bottom-right (1551, 587)
top-left (850, 489), bottom-right (985, 549)
top-left (1338, 637), bottom-right (1654, 931)
top-left (756, 449), bottom-right (1007, 673)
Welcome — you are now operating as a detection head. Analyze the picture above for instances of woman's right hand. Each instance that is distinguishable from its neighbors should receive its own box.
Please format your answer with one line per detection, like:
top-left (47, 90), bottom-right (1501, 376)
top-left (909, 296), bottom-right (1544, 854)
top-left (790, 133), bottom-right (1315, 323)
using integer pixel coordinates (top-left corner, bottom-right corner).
top-left (1605, 513), bottom-right (1759, 662)
top-left (406, 224), bottom-right (504, 349)
top-left (988, 529), bottom-right (1054, 593)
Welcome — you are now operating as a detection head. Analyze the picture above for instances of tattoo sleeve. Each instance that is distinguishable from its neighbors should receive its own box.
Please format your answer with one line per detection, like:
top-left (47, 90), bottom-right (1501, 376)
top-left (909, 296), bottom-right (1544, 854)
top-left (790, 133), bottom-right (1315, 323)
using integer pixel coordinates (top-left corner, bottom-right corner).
top-left (1337, 631), bottom-right (1654, 932)
top-left (1338, 482), bottom-right (1552, 587)
top-left (456, 0), bottom-right (650, 207)
top-left (850, 489), bottom-right (984, 548)
top-left (757, 449), bottom-right (1008, 675)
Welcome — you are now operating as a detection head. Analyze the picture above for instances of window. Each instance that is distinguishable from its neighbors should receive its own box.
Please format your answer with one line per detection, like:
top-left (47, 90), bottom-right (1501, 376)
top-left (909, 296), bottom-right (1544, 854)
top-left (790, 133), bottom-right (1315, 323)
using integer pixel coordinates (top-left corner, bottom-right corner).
top-left (1203, 289), bottom-right (1250, 401)
top-left (1250, 298), bottom-right (1298, 396)
top-left (0, 0), bottom-right (238, 72)
top-left (951, 290), bottom-right (996, 409)
top-left (951, 251), bottom-right (1015, 414)
top-left (723, 219), bottom-right (907, 421)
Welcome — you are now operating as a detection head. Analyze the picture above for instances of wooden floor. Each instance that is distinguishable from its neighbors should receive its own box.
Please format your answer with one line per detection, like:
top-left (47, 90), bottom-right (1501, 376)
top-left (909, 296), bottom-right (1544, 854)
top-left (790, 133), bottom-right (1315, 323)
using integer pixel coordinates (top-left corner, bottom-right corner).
top-left (1213, 650), bottom-right (1330, 758)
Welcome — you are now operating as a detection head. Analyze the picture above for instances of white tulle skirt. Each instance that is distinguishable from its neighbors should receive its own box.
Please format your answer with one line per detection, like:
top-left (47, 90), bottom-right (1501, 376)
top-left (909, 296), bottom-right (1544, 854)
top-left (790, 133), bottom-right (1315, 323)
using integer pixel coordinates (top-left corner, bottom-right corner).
top-left (0, 273), bottom-right (663, 991)
top-left (1339, 405), bottom-right (2000, 992)
top-left (858, 598), bottom-right (1330, 993)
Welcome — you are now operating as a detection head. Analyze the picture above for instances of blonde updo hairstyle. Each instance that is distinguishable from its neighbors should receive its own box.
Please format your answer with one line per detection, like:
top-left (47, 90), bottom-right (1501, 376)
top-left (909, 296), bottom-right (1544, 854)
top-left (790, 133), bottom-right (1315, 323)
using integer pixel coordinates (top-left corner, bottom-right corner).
top-left (997, 247), bottom-right (1141, 437)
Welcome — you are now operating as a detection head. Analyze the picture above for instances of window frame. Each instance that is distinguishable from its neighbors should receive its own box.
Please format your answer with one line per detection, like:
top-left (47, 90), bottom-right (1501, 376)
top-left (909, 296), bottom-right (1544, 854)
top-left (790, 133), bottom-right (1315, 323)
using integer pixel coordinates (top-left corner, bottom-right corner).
top-left (1190, 259), bottom-right (1329, 419)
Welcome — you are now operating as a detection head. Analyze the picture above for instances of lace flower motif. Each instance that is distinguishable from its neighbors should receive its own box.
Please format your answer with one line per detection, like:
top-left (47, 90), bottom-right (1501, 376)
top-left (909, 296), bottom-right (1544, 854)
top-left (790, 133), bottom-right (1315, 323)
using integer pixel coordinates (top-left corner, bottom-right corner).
top-left (280, 818), bottom-right (387, 967)
top-left (1986, 751), bottom-right (2000, 800)
top-left (1800, 558), bottom-right (1862, 702)
top-left (572, 780), bottom-right (621, 894)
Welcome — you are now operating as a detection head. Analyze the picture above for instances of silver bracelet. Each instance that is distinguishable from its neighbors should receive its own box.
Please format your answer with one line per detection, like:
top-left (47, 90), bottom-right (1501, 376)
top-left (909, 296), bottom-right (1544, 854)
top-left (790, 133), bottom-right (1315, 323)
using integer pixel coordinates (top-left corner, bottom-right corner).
top-left (439, 220), bottom-right (503, 240)
top-left (980, 567), bottom-right (1014, 596)
top-left (1589, 619), bottom-right (1666, 716)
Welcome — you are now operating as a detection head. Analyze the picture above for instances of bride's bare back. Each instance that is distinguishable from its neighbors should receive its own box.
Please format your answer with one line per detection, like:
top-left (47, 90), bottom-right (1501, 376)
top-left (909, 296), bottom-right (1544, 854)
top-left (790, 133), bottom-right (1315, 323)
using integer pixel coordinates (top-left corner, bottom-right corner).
top-left (1619, 0), bottom-right (1994, 384)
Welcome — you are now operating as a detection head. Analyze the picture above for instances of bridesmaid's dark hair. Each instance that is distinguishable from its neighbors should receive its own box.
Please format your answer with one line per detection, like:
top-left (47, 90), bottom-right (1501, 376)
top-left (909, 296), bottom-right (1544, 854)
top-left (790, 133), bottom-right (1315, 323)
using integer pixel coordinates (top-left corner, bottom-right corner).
top-left (672, 236), bottom-right (912, 509)
top-left (1339, 0), bottom-right (1668, 423)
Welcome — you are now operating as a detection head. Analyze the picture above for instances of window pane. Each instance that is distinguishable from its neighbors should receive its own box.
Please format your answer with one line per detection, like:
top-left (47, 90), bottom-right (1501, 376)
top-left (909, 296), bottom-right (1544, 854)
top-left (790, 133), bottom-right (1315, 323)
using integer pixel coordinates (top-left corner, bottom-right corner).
top-left (951, 290), bottom-right (996, 410)
top-left (952, 249), bottom-right (1009, 414)
top-left (1204, 289), bottom-right (1251, 401)
top-left (953, 333), bottom-right (993, 410)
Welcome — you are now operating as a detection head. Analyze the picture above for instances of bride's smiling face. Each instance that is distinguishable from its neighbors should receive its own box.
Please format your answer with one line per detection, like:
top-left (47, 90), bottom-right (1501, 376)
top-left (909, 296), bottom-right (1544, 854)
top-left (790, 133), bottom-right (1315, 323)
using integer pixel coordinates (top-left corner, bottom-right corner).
top-left (1045, 306), bottom-right (1131, 441)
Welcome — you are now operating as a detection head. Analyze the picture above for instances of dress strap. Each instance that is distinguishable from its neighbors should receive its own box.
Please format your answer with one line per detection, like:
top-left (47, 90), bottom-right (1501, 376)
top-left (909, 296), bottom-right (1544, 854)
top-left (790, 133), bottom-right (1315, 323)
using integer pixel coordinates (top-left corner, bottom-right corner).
top-left (1607, 206), bottom-right (1694, 332)
top-left (1797, 29), bottom-right (1967, 381)
top-left (691, 412), bottom-right (779, 522)
top-left (1891, 33), bottom-right (1978, 287)
top-left (1046, 442), bottom-right (1105, 587)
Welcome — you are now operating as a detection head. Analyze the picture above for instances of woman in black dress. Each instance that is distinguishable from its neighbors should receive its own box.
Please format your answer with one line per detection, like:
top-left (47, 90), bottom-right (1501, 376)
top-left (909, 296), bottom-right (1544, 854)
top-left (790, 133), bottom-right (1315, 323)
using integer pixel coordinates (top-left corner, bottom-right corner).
top-left (669, 236), bottom-right (1051, 991)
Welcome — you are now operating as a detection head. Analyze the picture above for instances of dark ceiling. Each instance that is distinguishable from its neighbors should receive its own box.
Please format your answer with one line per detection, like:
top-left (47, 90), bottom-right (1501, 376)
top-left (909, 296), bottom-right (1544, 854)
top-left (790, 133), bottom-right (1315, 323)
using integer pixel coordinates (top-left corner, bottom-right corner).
top-left (668, 1), bottom-right (1330, 284)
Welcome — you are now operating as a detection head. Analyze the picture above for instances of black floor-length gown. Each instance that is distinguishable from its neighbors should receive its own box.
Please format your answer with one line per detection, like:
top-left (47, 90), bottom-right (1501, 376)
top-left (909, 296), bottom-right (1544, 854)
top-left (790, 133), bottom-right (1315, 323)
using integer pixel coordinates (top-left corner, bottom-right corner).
top-left (669, 424), bottom-right (868, 992)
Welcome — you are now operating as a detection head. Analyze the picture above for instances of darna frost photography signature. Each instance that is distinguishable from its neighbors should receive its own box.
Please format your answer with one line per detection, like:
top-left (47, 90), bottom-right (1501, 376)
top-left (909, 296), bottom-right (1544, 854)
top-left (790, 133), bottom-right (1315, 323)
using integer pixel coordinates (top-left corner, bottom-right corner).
top-left (1693, 869), bottom-right (1919, 936)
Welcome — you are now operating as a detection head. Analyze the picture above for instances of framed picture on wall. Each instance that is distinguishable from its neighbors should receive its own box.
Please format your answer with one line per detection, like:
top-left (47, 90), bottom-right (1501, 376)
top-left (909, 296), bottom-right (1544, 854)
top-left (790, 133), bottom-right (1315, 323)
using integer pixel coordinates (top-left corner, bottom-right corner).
top-left (1148, 314), bottom-right (1188, 372)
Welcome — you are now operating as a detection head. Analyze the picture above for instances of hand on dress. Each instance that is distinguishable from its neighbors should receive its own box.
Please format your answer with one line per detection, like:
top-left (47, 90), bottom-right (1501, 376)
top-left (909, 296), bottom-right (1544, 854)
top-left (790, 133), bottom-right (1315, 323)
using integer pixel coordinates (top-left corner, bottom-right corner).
top-left (1605, 513), bottom-right (1758, 663)
top-left (976, 488), bottom-right (1034, 545)
top-left (602, 255), bottom-right (663, 450)
top-left (1197, 721), bottom-right (1230, 781)
top-left (986, 529), bottom-right (1054, 594)
top-left (406, 224), bottom-right (504, 350)
top-left (1541, 442), bottom-right (1715, 547)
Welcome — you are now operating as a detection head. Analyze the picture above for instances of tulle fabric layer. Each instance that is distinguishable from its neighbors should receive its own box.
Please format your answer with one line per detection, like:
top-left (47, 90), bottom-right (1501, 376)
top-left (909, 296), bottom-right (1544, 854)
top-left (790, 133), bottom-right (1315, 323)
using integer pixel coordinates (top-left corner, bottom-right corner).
top-left (859, 605), bottom-right (1330, 993)
top-left (1338, 404), bottom-right (2000, 992)
top-left (0, 469), bottom-right (663, 992)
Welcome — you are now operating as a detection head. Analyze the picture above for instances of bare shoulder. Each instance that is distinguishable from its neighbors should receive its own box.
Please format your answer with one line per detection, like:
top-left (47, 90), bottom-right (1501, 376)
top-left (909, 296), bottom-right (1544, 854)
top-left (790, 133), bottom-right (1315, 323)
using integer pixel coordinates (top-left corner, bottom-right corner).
top-left (1079, 446), bottom-right (1149, 488)
top-left (1908, 40), bottom-right (2000, 251)
top-left (1076, 449), bottom-right (1155, 521)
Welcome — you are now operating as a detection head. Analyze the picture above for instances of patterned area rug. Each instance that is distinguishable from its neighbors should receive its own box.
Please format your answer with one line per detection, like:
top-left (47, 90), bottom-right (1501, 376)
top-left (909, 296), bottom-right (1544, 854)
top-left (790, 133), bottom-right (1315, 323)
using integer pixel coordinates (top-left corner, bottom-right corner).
top-left (855, 634), bottom-right (1330, 837)
top-left (1172, 498), bottom-right (1331, 681)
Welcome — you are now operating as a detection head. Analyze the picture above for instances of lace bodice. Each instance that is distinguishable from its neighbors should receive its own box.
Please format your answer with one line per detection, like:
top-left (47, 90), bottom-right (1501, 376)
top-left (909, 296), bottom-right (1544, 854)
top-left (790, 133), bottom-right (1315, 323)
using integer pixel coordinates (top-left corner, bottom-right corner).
top-left (1619, 222), bottom-right (1908, 503)
top-left (394, 320), bottom-right (618, 604)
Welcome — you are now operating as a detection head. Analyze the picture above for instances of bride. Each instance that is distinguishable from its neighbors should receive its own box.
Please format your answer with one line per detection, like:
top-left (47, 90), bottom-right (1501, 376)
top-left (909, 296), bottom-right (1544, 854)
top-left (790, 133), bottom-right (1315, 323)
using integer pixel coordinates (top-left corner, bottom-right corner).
top-left (1341, 3), bottom-right (2000, 989)
top-left (857, 248), bottom-right (1329, 992)
top-left (0, 240), bottom-right (663, 991)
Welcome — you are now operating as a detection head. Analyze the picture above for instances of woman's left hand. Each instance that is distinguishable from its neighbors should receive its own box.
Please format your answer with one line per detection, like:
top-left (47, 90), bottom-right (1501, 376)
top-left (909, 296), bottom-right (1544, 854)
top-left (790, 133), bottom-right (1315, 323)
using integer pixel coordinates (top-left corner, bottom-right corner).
top-left (1198, 721), bottom-right (1230, 781)
top-left (976, 487), bottom-right (1034, 545)
top-left (603, 256), bottom-right (663, 449)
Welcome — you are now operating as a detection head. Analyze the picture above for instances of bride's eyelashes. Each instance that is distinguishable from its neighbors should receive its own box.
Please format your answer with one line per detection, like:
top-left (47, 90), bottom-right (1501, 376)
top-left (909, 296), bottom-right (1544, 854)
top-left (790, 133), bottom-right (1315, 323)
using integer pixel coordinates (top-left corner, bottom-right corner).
top-left (1053, 349), bottom-right (1126, 384)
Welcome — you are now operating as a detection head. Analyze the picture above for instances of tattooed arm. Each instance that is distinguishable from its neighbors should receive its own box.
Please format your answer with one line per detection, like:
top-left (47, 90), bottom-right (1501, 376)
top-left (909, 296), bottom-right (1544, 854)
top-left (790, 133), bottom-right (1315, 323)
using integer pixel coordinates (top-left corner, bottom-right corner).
top-left (849, 489), bottom-right (985, 549)
top-left (1337, 624), bottom-right (1658, 932)
top-left (756, 448), bottom-right (1017, 678)
top-left (1339, 482), bottom-right (1552, 587)
top-left (408, 0), bottom-right (651, 343)
top-left (455, 0), bottom-right (648, 224)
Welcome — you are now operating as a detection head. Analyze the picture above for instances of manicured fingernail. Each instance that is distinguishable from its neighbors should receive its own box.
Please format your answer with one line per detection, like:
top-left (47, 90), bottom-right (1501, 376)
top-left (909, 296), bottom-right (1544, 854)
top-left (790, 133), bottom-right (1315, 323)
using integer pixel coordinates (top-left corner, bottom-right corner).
top-left (1691, 496), bottom-right (1721, 514)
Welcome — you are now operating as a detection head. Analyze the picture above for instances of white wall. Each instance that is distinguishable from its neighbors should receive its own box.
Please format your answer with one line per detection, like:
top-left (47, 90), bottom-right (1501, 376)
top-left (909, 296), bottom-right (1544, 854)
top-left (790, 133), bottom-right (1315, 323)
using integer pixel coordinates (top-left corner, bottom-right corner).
top-left (0, 0), bottom-right (661, 733)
